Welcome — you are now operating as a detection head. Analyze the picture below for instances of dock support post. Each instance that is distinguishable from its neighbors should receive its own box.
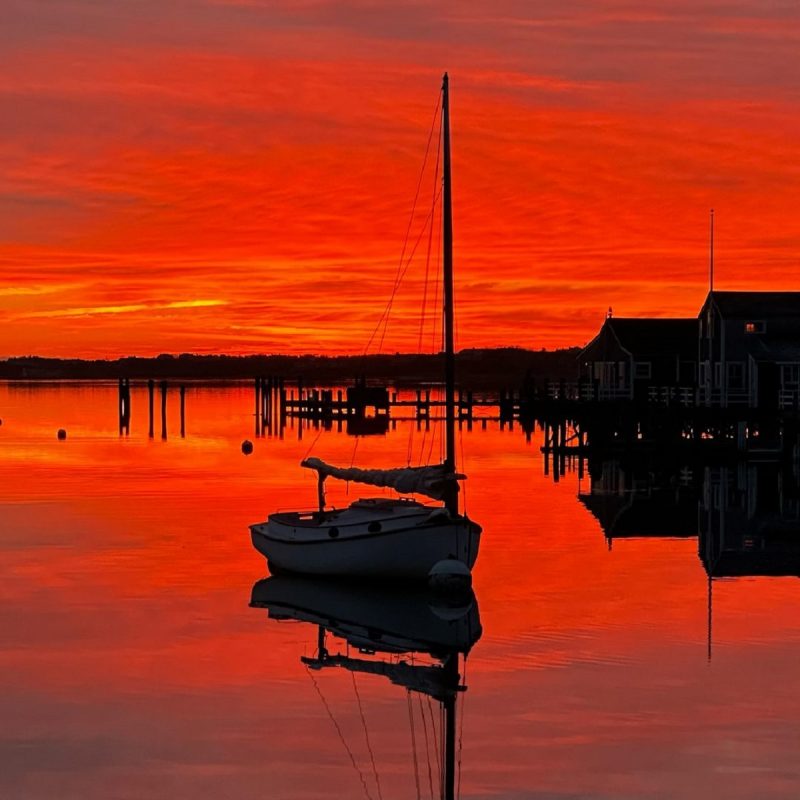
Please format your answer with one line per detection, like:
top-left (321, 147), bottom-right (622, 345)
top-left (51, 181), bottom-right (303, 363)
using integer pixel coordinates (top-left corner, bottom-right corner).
top-left (148, 379), bottom-right (155, 438)
top-left (160, 380), bottom-right (168, 440)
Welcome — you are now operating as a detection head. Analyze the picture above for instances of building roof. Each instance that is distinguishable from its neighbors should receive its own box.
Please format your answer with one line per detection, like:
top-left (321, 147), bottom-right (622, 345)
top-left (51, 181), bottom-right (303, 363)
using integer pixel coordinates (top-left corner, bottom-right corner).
top-left (751, 341), bottom-right (800, 362)
top-left (607, 318), bottom-right (698, 359)
top-left (579, 317), bottom-right (698, 362)
top-left (709, 291), bottom-right (800, 318)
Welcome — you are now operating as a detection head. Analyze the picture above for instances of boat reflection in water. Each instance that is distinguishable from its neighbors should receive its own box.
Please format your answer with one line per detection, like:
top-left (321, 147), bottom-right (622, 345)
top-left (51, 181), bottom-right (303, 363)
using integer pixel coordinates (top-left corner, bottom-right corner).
top-left (250, 576), bottom-right (481, 800)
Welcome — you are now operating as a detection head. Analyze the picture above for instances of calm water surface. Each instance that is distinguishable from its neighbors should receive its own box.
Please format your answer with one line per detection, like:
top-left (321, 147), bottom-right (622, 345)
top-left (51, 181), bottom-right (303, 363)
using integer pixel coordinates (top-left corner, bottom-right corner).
top-left (2, 382), bottom-right (799, 798)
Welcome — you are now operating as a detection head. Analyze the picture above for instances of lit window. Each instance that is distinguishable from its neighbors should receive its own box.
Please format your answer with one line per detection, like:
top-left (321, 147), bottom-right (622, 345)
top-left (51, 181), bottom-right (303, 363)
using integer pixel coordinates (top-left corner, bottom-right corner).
top-left (745, 321), bottom-right (766, 334)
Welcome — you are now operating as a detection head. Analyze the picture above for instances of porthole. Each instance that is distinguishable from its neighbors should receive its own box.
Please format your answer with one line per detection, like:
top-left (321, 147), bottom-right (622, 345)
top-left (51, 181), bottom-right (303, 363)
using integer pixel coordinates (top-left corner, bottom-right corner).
top-left (328, 527), bottom-right (339, 539)
top-left (368, 521), bottom-right (382, 533)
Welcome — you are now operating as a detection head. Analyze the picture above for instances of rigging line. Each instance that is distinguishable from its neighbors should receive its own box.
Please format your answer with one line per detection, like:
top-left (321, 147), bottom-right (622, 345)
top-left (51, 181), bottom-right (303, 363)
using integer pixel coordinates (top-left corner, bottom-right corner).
top-left (459, 425), bottom-right (467, 513)
top-left (415, 401), bottom-right (427, 467)
top-left (305, 666), bottom-right (375, 800)
top-left (417, 692), bottom-right (436, 800)
top-left (415, 206), bottom-right (435, 354)
top-left (420, 207), bottom-right (443, 467)
top-left (362, 94), bottom-right (441, 358)
top-left (418, 104), bottom-right (443, 353)
top-left (351, 672), bottom-right (384, 800)
top-left (376, 185), bottom-right (443, 354)
top-left (423, 390), bottom-right (440, 468)
top-left (407, 690), bottom-right (423, 800)
top-left (430, 193), bottom-right (443, 355)
top-left (345, 435), bottom-right (361, 496)
top-left (406, 390), bottom-right (419, 468)
top-left (374, 106), bottom-right (442, 355)
top-left (457, 657), bottom-right (468, 800)
top-left (349, 433), bottom-right (360, 468)
top-left (301, 425), bottom-right (324, 461)
top-left (415, 127), bottom-right (443, 469)
top-left (425, 695), bottom-right (442, 789)
top-left (439, 703), bottom-right (446, 800)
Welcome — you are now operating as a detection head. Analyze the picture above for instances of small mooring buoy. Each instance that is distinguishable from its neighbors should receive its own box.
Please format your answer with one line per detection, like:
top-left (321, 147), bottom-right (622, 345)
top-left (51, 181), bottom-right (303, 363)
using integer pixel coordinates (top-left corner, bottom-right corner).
top-left (241, 439), bottom-right (254, 455)
top-left (57, 428), bottom-right (67, 440)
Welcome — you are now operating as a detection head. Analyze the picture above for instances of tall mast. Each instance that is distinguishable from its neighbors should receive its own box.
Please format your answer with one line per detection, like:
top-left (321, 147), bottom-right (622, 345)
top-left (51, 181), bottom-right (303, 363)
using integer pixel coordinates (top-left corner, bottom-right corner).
top-left (442, 72), bottom-right (458, 516)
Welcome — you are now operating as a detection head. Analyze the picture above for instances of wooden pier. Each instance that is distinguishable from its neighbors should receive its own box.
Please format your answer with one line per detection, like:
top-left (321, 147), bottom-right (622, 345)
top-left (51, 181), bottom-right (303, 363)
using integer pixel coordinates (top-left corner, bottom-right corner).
top-left (529, 383), bottom-right (800, 479)
top-left (110, 375), bottom-right (799, 470)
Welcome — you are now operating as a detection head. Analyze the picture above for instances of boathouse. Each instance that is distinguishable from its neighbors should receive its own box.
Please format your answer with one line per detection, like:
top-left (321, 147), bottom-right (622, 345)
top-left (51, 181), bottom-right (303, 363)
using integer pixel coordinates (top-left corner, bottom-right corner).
top-left (698, 291), bottom-right (800, 408)
top-left (578, 317), bottom-right (698, 401)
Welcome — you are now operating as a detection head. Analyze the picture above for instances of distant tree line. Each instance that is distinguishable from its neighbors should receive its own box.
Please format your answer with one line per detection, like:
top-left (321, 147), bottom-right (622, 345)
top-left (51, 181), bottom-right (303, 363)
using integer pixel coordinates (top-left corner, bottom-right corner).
top-left (0, 347), bottom-right (581, 390)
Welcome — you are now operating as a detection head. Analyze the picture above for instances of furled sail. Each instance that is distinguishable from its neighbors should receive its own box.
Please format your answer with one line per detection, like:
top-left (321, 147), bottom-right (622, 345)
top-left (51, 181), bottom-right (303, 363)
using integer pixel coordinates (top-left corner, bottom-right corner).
top-left (301, 457), bottom-right (464, 501)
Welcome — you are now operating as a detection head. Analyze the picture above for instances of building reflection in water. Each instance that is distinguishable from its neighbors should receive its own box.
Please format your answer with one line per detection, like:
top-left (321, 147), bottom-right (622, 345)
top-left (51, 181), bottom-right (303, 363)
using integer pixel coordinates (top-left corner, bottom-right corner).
top-left (578, 455), bottom-right (800, 577)
top-left (578, 456), bottom-right (701, 548)
top-left (700, 463), bottom-right (800, 578)
top-left (579, 455), bottom-right (800, 661)
top-left (250, 577), bottom-right (481, 800)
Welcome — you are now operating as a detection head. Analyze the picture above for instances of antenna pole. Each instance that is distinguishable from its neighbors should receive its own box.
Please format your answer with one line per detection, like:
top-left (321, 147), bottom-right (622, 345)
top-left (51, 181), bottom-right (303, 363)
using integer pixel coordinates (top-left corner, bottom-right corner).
top-left (709, 208), bottom-right (715, 292)
top-left (707, 575), bottom-right (713, 663)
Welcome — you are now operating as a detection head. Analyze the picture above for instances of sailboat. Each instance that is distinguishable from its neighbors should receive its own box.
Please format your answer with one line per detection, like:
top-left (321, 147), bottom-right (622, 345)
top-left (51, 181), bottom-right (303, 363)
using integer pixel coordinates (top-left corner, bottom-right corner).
top-left (250, 575), bottom-right (481, 799)
top-left (250, 74), bottom-right (482, 582)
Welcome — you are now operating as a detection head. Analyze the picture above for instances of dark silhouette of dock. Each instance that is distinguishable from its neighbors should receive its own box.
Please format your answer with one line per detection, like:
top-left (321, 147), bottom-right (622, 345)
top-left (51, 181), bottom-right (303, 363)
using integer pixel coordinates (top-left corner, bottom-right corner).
top-left (249, 375), bottom-right (526, 438)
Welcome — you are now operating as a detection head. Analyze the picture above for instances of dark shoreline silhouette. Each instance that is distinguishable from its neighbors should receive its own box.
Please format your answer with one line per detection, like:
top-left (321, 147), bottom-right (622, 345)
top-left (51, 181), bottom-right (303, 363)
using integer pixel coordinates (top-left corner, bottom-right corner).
top-left (0, 347), bottom-right (580, 389)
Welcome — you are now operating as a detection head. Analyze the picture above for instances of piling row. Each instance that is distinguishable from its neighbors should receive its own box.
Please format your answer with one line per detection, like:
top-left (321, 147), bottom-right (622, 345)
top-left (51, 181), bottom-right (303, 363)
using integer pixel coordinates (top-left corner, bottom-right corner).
top-left (118, 378), bottom-right (186, 440)
top-left (255, 376), bottom-right (285, 438)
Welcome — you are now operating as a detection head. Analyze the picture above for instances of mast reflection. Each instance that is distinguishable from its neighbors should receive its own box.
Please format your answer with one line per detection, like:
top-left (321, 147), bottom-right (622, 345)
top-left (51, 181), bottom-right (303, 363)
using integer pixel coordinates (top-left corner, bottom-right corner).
top-left (251, 577), bottom-right (481, 800)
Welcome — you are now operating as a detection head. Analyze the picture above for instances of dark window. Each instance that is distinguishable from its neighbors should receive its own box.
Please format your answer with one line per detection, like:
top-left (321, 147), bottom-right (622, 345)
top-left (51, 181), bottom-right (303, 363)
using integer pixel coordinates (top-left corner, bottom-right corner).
top-left (727, 362), bottom-right (745, 390)
top-left (634, 362), bottom-right (651, 379)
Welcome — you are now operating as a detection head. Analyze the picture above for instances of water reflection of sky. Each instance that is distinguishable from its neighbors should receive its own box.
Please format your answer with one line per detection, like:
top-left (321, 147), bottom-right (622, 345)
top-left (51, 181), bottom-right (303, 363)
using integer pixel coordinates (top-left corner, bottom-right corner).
top-left (1, 383), bottom-right (799, 799)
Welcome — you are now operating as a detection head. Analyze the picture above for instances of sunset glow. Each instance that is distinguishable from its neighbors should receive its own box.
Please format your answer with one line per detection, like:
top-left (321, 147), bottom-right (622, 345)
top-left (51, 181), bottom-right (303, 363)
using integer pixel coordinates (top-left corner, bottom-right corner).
top-left (3, 1), bottom-right (800, 357)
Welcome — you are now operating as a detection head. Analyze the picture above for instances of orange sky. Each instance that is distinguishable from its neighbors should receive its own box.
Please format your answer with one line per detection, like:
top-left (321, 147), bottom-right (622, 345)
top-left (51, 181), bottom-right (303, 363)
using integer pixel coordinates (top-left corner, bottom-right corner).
top-left (3, 1), bottom-right (800, 357)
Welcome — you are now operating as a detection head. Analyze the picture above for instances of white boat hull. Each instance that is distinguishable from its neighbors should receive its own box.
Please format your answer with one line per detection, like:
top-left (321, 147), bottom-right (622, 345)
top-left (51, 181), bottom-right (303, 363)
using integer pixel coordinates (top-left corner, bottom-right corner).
top-left (250, 501), bottom-right (481, 580)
